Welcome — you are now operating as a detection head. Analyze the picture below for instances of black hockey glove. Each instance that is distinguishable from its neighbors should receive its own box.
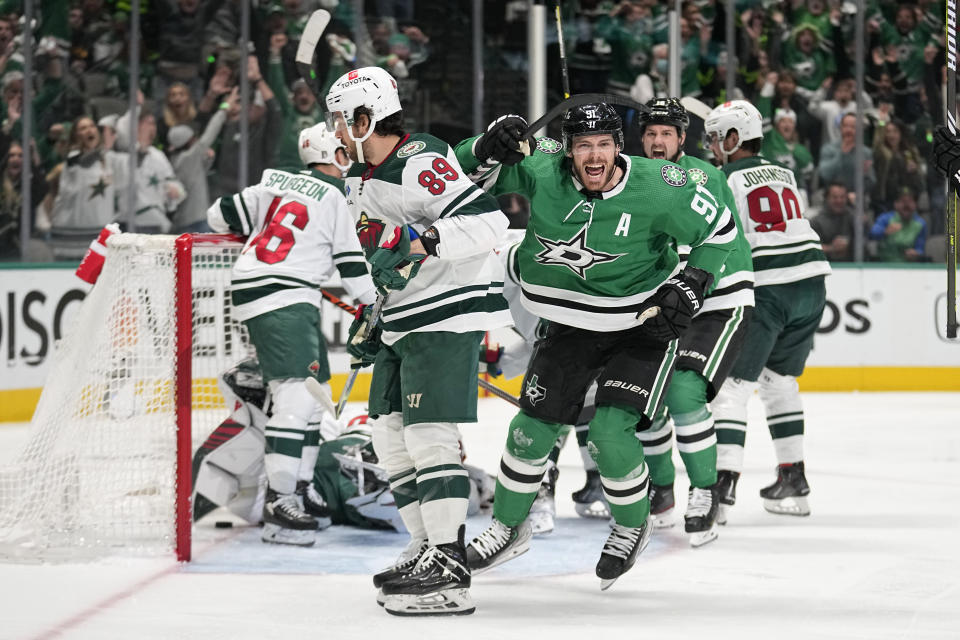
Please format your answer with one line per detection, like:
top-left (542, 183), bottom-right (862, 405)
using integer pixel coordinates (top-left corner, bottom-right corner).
top-left (933, 125), bottom-right (960, 192)
top-left (637, 267), bottom-right (713, 342)
top-left (476, 114), bottom-right (531, 166)
top-left (346, 304), bottom-right (382, 369)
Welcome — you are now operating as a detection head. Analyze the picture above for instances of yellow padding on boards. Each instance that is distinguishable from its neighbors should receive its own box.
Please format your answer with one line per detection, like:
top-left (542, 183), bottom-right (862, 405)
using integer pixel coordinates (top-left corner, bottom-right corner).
top-left (0, 372), bottom-right (375, 423)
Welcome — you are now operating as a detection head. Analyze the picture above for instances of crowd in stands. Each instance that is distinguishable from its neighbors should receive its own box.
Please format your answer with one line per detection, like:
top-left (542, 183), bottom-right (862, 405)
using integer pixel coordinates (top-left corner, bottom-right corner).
top-left (0, 0), bottom-right (953, 265)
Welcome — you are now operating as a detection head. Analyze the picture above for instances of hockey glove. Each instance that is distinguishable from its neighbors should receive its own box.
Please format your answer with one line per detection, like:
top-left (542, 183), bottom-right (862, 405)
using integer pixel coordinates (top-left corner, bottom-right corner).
top-left (346, 304), bottom-right (382, 369)
top-left (933, 125), bottom-right (960, 192)
top-left (476, 114), bottom-right (532, 166)
top-left (479, 343), bottom-right (504, 377)
top-left (368, 226), bottom-right (428, 295)
top-left (637, 267), bottom-right (713, 342)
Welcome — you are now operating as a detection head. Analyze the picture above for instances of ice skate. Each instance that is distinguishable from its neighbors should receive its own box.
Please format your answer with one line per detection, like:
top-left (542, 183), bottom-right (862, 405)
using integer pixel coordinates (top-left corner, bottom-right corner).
top-left (649, 482), bottom-right (675, 529)
top-left (296, 480), bottom-right (333, 528)
top-left (465, 518), bottom-right (532, 573)
top-left (572, 469), bottom-right (610, 519)
top-left (261, 488), bottom-right (319, 546)
top-left (382, 529), bottom-right (475, 617)
top-left (684, 484), bottom-right (719, 547)
top-left (760, 462), bottom-right (811, 516)
top-left (715, 469), bottom-right (740, 525)
top-left (528, 464), bottom-right (559, 535)
top-left (596, 517), bottom-right (651, 590)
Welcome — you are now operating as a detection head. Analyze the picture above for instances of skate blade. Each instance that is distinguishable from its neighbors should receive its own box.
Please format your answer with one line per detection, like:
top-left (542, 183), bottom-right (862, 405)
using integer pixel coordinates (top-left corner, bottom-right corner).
top-left (529, 511), bottom-right (556, 536)
top-left (763, 496), bottom-right (810, 516)
top-left (716, 503), bottom-right (731, 526)
top-left (383, 589), bottom-right (475, 617)
top-left (600, 577), bottom-right (619, 591)
top-left (651, 507), bottom-right (676, 529)
top-left (688, 525), bottom-right (718, 548)
top-left (575, 500), bottom-right (611, 519)
top-left (261, 523), bottom-right (316, 547)
top-left (471, 542), bottom-right (530, 575)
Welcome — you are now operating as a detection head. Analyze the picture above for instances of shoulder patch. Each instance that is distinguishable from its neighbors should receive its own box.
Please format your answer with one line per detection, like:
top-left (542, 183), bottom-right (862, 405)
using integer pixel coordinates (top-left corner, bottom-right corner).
top-left (686, 167), bottom-right (708, 186)
top-left (396, 140), bottom-right (427, 158)
top-left (536, 137), bottom-right (562, 154)
top-left (661, 164), bottom-right (688, 187)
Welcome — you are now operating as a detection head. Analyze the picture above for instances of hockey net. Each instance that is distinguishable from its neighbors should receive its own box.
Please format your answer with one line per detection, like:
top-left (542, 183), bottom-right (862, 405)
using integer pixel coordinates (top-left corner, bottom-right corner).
top-left (0, 233), bottom-right (251, 562)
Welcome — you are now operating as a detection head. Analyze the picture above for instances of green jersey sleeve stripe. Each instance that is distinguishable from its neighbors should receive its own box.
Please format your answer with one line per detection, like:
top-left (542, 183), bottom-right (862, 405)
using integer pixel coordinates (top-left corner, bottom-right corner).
top-left (381, 294), bottom-right (509, 332)
top-left (218, 196), bottom-right (243, 232)
top-left (332, 251), bottom-right (364, 260)
top-left (439, 185), bottom-right (482, 219)
top-left (235, 193), bottom-right (254, 235)
top-left (336, 263), bottom-right (370, 278)
top-left (232, 282), bottom-right (309, 306)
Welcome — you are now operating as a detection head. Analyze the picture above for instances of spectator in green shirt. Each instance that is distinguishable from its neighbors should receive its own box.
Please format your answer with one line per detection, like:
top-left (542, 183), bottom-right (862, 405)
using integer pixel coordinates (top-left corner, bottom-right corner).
top-left (762, 107), bottom-right (814, 194)
top-left (869, 186), bottom-right (927, 262)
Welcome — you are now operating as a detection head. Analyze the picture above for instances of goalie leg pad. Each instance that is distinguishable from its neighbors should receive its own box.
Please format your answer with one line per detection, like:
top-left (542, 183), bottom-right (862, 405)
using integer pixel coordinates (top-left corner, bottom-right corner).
top-left (405, 422), bottom-right (470, 546)
top-left (759, 368), bottom-right (805, 465)
top-left (712, 377), bottom-right (758, 474)
top-left (192, 416), bottom-right (266, 523)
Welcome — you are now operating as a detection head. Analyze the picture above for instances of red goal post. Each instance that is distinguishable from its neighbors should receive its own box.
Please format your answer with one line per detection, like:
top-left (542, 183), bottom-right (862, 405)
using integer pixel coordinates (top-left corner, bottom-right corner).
top-left (0, 233), bottom-right (251, 562)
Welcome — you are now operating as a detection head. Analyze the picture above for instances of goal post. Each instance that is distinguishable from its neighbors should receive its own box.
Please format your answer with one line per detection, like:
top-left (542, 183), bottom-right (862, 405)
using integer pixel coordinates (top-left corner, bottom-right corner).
top-left (0, 233), bottom-right (252, 562)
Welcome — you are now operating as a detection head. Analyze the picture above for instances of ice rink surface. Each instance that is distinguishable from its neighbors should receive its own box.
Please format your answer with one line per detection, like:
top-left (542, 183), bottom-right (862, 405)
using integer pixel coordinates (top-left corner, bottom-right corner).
top-left (1, 392), bottom-right (958, 640)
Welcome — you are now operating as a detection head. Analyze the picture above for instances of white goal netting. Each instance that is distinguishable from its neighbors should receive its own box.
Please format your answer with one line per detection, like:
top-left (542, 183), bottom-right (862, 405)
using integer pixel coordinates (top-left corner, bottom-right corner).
top-left (0, 234), bottom-right (250, 561)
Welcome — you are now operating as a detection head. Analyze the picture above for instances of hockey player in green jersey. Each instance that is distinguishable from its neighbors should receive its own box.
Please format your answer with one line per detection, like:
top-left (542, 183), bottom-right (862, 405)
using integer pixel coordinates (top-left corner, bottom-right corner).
top-left (636, 98), bottom-right (755, 547)
top-left (453, 103), bottom-right (739, 589)
top-left (704, 101), bottom-right (831, 522)
top-left (207, 123), bottom-right (377, 547)
top-left (324, 66), bottom-right (512, 616)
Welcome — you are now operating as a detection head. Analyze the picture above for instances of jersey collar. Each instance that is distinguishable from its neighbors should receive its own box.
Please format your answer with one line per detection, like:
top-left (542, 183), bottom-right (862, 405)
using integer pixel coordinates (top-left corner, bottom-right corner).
top-left (570, 154), bottom-right (630, 200)
top-left (361, 133), bottom-right (411, 181)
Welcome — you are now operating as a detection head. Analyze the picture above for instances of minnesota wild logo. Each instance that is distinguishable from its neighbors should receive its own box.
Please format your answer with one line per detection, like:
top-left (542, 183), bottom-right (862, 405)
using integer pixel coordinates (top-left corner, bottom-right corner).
top-left (534, 224), bottom-right (625, 278)
top-left (396, 140), bottom-right (426, 158)
top-left (686, 167), bottom-right (708, 186)
top-left (536, 137), bottom-right (562, 154)
top-left (356, 212), bottom-right (386, 255)
top-left (661, 164), bottom-right (688, 187)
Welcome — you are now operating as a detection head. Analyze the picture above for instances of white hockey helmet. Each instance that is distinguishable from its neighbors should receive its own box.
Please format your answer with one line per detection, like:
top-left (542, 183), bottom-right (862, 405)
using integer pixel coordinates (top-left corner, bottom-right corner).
top-left (298, 121), bottom-right (352, 173)
top-left (324, 66), bottom-right (401, 159)
top-left (704, 100), bottom-right (764, 161)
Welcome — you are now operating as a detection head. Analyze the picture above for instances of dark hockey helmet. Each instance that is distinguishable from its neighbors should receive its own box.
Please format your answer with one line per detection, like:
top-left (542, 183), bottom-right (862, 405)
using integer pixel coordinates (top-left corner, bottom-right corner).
top-left (561, 103), bottom-right (624, 151)
top-left (638, 97), bottom-right (690, 135)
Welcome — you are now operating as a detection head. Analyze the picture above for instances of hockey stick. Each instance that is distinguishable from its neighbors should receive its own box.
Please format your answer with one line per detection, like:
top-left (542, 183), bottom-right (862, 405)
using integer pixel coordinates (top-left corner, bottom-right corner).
top-left (334, 293), bottom-right (388, 418)
top-left (321, 289), bottom-right (359, 315)
top-left (946, 0), bottom-right (958, 338)
top-left (295, 9), bottom-right (332, 105)
top-left (555, 3), bottom-right (571, 100)
top-left (478, 377), bottom-right (521, 407)
top-left (519, 92), bottom-right (653, 155)
top-left (679, 96), bottom-right (713, 121)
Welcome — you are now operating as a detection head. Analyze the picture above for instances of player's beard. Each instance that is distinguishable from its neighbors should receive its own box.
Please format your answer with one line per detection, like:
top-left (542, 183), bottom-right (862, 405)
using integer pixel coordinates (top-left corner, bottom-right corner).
top-left (573, 154), bottom-right (618, 192)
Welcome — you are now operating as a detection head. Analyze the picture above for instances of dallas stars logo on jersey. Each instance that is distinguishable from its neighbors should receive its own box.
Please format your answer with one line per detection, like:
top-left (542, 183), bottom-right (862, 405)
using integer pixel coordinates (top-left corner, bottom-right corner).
top-left (534, 224), bottom-right (625, 278)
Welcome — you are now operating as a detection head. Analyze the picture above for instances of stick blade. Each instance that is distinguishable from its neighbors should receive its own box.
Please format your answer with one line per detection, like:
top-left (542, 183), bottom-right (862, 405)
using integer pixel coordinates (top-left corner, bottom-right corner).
top-left (679, 96), bottom-right (713, 121)
top-left (296, 9), bottom-right (331, 65)
top-left (304, 377), bottom-right (337, 416)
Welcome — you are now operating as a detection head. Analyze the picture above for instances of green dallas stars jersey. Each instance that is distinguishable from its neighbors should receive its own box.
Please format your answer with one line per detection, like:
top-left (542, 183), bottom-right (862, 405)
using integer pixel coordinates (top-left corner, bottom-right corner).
top-left (454, 136), bottom-right (739, 332)
top-left (675, 154), bottom-right (755, 313)
top-left (722, 155), bottom-right (831, 287)
top-left (343, 133), bottom-right (512, 345)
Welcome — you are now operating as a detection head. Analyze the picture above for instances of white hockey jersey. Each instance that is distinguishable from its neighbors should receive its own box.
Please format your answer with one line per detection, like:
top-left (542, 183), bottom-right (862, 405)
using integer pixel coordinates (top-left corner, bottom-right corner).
top-left (722, 155), bottom-right (831, 286)
top-left (207, 167), bottom-right (376, 321)
top-left (50, 150), bottom-right (129, 230)
top-left (343, 133), bottom-right (512, 345)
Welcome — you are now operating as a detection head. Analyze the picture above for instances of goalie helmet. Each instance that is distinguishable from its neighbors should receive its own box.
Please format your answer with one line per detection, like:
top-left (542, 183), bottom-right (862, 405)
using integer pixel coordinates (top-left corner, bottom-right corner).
top-left (218, 357), bottom-right (267, 411)
top-left (324, 66), bottom-right (401, 146)
top-left (561, 103), bottom-right (624, 152)
top-left (639, 97), bottom-right (690, 134)
top-left (298, 121), bottom-right (351, 173)
top-left (704, 100), bottom-right (764, 160)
